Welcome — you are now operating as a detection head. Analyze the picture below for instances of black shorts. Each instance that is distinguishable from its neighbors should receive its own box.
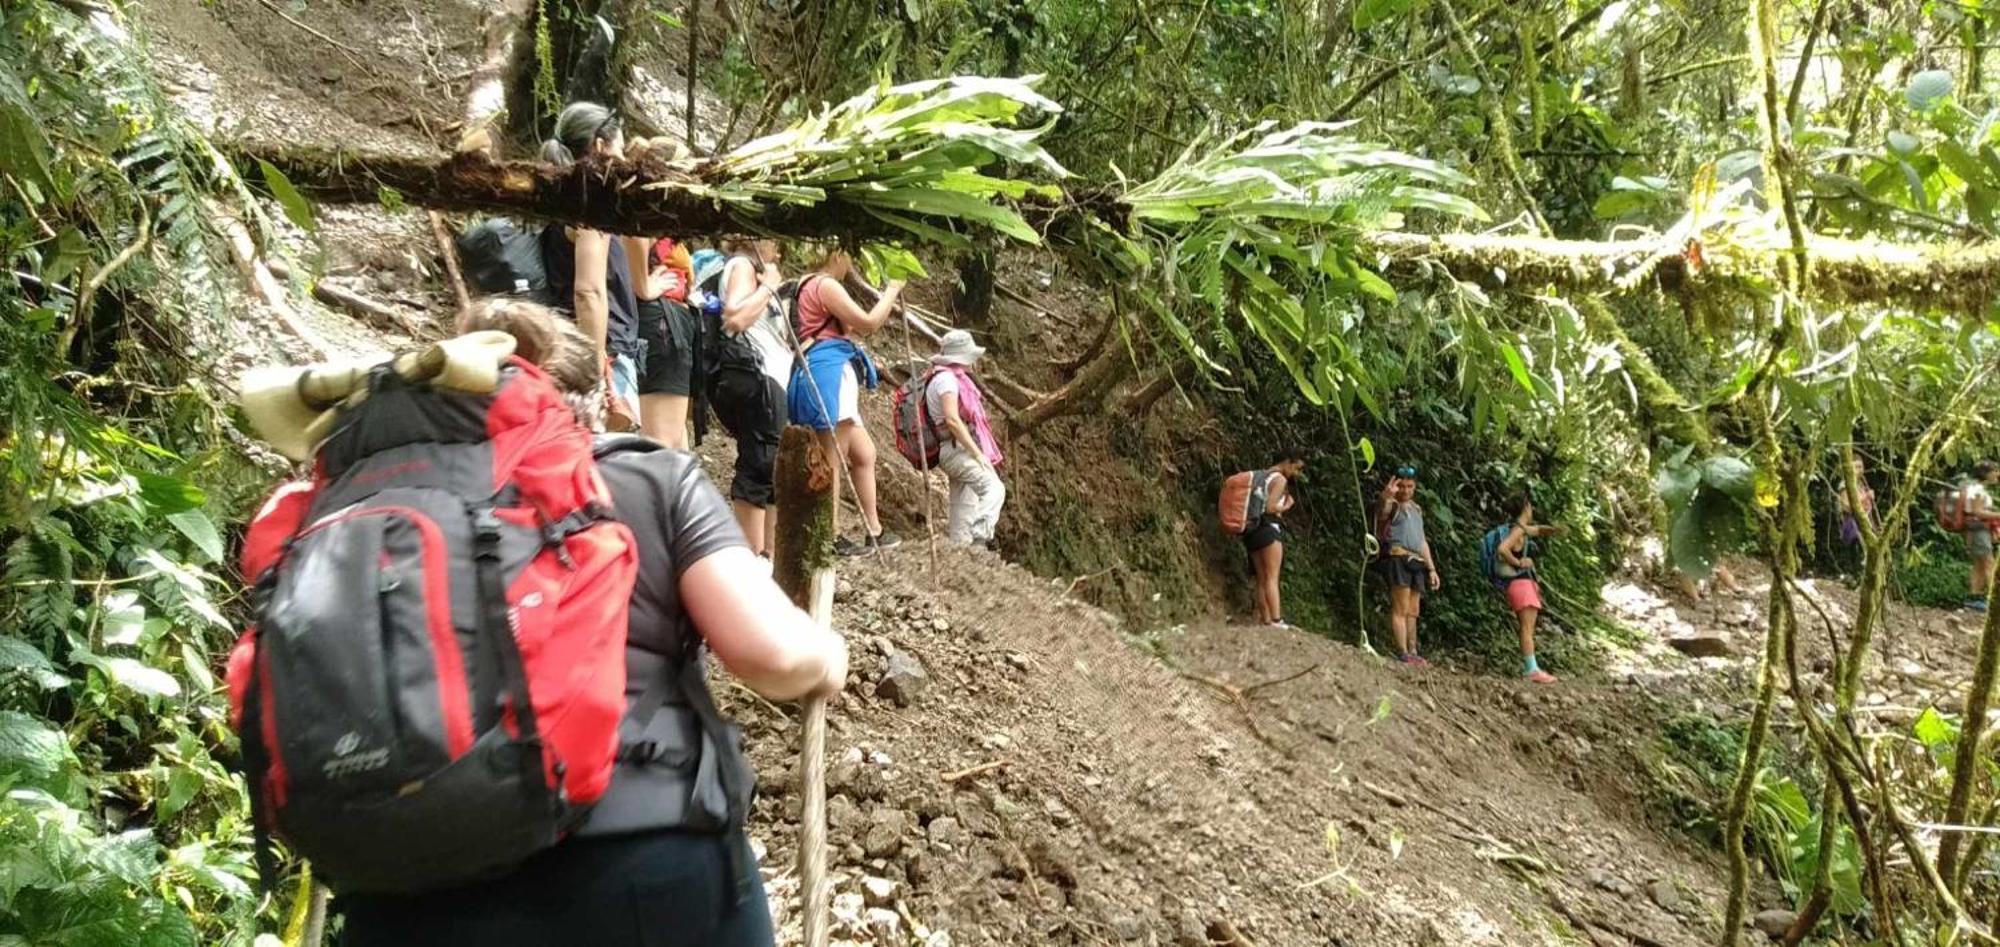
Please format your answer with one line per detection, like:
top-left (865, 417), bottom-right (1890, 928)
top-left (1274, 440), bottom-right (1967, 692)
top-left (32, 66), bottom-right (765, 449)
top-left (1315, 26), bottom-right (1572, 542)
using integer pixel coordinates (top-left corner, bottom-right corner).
top-left (1376, 555), bottom-right (1430, 591)
top-left (709, 367), bottom-right (784, 507)
top-left (338, 829), bottom-right (773, 947)
top-left (637, 298), bottom-right (697, 397)
top-left (1242, 517), bottom-right (1282, 554)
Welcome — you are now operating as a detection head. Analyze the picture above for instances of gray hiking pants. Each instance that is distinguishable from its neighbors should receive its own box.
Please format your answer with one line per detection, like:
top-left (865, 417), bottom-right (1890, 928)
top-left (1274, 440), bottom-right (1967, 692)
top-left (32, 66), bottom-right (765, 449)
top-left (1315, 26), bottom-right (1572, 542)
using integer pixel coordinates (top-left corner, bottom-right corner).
top-left (939, 444), bottom-right (1005, 545)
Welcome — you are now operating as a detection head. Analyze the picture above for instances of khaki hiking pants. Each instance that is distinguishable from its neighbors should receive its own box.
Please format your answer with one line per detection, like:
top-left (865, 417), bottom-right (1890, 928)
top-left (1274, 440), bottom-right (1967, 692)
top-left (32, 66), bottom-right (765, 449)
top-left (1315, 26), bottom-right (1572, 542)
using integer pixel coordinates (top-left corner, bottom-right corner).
top-left (939, 444), bottom-right (1005, 545)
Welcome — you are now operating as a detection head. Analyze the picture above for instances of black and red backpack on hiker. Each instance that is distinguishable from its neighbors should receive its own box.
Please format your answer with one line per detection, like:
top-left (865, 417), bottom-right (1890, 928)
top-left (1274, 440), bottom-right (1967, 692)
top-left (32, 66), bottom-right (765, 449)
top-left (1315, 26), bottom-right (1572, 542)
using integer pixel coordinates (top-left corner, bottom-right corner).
top-left (892, 366), bottom-right (946, 470)
top-left (226, 357), bottom-right (638, 894)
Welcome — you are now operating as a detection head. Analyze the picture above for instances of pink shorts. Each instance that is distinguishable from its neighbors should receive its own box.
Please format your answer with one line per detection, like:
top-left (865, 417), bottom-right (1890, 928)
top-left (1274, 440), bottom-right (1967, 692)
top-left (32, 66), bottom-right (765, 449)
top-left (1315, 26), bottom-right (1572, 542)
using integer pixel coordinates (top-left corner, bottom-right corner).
top-left (1504, 578), bottom-right (1543, 613)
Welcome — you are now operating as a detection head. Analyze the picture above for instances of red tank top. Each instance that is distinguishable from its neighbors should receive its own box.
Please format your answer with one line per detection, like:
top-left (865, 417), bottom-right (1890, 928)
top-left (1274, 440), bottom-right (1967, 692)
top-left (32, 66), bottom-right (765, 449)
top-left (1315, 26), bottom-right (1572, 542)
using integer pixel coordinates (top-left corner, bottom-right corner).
top-left (795, 274), bottom-right (848, 342)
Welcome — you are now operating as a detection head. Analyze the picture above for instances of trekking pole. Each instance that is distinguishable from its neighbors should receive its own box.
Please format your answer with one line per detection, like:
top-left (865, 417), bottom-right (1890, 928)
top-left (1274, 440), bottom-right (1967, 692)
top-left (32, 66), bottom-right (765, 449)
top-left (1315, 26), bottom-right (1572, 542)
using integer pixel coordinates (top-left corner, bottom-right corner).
top-left (773, 426), bottom-right (837, 947)
top-left (905, 313), bottom-right (939, 586)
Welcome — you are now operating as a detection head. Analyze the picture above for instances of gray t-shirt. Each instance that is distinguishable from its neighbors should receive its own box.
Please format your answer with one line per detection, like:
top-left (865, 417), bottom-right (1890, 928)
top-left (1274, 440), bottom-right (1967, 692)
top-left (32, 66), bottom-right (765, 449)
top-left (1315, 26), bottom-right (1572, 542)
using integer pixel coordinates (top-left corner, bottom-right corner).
top-left (1388, 501), bottom-right (1426, 555)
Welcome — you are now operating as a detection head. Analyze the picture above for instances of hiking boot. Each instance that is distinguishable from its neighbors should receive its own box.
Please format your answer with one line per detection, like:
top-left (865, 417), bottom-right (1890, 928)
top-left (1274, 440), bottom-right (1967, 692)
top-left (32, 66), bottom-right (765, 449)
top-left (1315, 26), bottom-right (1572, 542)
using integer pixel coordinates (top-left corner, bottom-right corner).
top-left (834, 535), bottom-right (873, 557)
top-left (1524, 669), bottom-right (1558, 684)
top-left (1970, 598), bottom-right (1990, 613)
top-left (868, 529), bottom-right (903, 550)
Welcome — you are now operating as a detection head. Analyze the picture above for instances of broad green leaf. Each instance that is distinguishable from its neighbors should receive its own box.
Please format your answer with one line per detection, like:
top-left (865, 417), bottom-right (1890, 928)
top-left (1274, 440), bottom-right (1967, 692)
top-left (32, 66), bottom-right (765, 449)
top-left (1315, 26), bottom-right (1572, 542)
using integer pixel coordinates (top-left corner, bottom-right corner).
top-left (1914, 707), bottom-right (1958, 751)
top-left (166, 510), bottom-right (225, 564)
top-left (1667, 502), bottom-right (1721, 580)
top-left (87, 830), bottom-right (160, 887)
top-left (0, 636), bottom-right (53, 675)
top-left (1353, 0), bottom-right (1418, 29)
top-left (94, 657), bottom-right (182, 699)
top-left (1908, 69), bottom-right (1955, 111)
top-left (1357, 436), bottom-right (1375, 470)
top-left (0, 711), bottom-right (67, 778)
top-left (257, 159), bottom-right (316, 232)
top-left (134, 472), bottom-right (205, 514)
top-left (101, 593), bottom-right (146, 647)
top-left (1886, 131), bottom-right (1921, 158)
top-left (1700, 456), bottom-right (1756, 500)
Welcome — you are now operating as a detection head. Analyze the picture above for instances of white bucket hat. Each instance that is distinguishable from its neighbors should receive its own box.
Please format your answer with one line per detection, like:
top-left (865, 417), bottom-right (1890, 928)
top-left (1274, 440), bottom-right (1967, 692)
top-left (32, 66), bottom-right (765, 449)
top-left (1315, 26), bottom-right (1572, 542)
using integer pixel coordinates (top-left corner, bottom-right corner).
top-left (931, 329), bottom-right (986, 366)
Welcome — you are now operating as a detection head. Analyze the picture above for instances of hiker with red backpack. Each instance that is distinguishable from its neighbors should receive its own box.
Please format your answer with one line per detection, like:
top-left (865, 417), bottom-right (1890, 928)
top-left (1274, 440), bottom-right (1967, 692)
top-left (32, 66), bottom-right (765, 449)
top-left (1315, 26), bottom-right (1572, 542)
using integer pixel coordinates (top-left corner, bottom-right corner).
top-left (788, 246), bottom-right (908, 555)
top-left (921, 330), bottom-right (1007, 545)
top-left (1481, 492), bottom-right (1564, 684)
top-left (1219, 455), bottom-right (1304, 628)
top-left (1941, 460), bottom-right (2000, 612)
top-left (1375, 465), bottom-right (1440, 665)
top-left (231, 297), bottom-right (846, 947)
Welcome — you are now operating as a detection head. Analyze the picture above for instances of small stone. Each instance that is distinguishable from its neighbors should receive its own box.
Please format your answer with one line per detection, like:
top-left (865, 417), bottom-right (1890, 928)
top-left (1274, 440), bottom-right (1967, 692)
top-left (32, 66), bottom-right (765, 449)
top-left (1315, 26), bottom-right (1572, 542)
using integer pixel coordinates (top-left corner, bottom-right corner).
top-left (1177, 909), bottom-right (1208, 947)
top-left (980, 732), bottom-right (1013, 751)
top-left (1752, 909), bottom-right (1797, 938)
top-left (863, 808), bottom-right (907, 858)
top-left (1007, 652), bottom-right (1031, 671)
top-left (861, 875), bottom-right (898, 907)
top-left (923, 932), bottom-right (953, 947)
top-left (1109, 915), bottom-right (1143, 941)
top-left (932, 617), bottom-right (951, 632)
top-left (1043, 797), bottom-right (1075, 827)
top-left (1648, 879), bottom-right (1681, 912)
top-left (1668, 636), bottom-right (1731, 658)
top-left (831, 892), bottom-right (866, 928)
top-left (865, 907), bottom-right (904, 941)
top-left (876, 648), bottom-right (931, 706)
top-left (828, 794), bottom-right (862, 831)
top-left (927, 816), bottom-right (966, 847)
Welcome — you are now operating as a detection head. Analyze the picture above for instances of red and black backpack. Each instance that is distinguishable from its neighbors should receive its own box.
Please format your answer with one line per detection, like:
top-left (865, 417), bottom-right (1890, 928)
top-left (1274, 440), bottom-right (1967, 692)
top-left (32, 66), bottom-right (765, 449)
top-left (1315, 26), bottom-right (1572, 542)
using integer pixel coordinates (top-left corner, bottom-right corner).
top-left (226, 357), bottom-right (638, 894)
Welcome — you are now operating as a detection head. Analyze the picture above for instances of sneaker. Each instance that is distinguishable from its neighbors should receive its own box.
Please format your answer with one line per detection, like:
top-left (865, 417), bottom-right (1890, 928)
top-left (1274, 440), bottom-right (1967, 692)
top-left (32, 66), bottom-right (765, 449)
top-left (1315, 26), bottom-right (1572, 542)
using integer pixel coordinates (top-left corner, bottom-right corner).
top-left (1969, 598), bottom-right (1990, 613)
top-left (867, 529), bottom-right (903, 551)
top-left (834, 535), bottom-right (872, 557)
top-left (1524, 669), bottom-right (1558, 684)
top-left (1398, 654), bottom-right (1430, 668)
top-left (1267, 620), bottom-right (1295, 630)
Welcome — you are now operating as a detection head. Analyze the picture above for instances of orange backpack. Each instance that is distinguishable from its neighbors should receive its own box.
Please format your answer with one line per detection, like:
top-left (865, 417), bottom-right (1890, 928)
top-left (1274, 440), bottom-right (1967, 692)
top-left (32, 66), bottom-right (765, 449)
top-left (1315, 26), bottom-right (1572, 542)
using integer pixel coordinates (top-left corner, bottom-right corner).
top-left (1218, 470), bottom-right (1273, 535)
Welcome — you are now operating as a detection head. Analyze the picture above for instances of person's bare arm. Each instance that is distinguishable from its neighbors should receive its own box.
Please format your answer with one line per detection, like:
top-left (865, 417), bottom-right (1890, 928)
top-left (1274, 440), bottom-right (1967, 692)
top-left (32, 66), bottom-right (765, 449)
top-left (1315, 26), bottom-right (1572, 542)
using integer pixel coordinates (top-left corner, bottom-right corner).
top-left (573, 229), bottom-right (611, 356)
top-left (680, 547), bottom-right (847, 700)
top-left (939, 389), bottom-right (984, 460)
top-left (1501, 526), bottom-right (1532, 570)
top-left (1267, 476), bottom-right (1292, 514)
top-left (817, 277), bottom-right (903, 335)
top-left (622, 237), bottom-right (655, 301)
top-left (720, 259), bottom-right (774, 333)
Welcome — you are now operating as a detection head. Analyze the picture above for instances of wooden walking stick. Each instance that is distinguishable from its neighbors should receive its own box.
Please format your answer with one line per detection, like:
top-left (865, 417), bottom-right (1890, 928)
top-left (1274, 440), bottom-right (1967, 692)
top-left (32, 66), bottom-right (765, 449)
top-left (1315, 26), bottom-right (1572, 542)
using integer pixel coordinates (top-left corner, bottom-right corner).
top-left (773, 425), bottom-right (838, 947)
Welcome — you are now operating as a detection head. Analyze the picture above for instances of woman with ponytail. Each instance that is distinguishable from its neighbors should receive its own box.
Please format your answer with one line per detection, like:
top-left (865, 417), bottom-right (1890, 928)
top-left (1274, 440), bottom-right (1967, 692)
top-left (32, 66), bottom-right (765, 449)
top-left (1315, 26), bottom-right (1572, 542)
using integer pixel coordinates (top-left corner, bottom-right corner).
top-left (539, 101), bottom-right (647, 431)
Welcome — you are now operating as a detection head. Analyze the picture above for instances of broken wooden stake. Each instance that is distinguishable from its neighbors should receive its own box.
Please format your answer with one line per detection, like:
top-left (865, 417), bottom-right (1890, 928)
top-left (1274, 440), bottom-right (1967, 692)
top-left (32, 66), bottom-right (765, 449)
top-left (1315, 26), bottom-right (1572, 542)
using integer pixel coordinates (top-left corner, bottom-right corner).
top-left (773, 425), bottom-right (838, 947)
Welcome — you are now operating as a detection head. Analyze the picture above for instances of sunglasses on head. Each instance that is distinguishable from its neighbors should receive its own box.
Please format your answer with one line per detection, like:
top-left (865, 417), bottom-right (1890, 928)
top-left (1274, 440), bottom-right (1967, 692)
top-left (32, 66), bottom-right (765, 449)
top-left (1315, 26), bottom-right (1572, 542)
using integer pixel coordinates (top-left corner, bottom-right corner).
top-left (1396, 466), bottom-right (1418, 478)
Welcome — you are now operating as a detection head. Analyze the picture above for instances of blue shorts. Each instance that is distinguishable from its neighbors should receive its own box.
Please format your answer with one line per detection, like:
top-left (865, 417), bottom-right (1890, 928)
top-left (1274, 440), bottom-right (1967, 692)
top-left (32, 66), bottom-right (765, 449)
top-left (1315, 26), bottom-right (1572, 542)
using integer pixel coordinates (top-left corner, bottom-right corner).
top-left (610, 353), bottom-right (642, 426)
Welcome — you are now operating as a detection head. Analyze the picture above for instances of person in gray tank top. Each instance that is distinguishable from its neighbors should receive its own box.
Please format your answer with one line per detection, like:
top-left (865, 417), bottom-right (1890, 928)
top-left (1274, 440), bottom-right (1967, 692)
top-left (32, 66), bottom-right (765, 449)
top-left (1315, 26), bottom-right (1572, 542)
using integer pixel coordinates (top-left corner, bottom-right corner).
top-left (1374, 465), bottom-right (1439, 666)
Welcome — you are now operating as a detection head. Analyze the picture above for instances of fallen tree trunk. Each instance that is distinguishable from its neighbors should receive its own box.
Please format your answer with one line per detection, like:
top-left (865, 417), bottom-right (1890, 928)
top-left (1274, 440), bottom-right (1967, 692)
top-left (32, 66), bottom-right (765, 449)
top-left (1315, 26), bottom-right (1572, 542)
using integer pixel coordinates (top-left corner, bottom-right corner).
top-left (460, 0), bottom-right (536, 156)
top-left (236, 142), bottom-right (2000, 314)
top-left (1008, 342), bottom-right (1136, 435)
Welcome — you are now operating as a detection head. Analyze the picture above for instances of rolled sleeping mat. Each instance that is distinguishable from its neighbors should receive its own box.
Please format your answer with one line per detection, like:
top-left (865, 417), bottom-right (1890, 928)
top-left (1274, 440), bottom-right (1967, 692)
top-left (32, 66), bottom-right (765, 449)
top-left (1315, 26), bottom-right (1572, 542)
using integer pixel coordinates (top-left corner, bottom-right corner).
top-left (238, 331), bottom-right (518, 460)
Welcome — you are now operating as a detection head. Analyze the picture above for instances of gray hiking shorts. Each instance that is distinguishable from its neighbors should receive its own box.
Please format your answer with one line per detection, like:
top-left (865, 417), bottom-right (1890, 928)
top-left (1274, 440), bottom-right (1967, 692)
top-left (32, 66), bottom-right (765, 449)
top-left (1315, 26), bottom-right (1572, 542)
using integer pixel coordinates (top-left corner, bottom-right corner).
top-left (1969, 524), bottom-right (1995, 559)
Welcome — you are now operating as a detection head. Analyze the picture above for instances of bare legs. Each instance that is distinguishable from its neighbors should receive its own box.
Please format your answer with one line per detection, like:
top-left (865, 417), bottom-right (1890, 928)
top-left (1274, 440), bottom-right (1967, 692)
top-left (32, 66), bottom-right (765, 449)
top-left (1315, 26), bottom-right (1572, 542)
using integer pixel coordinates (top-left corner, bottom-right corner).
top-left (1252, 542), bottom-right (1284, 624)
top-left (1517, 606), bottom-right (1540, 665)
top-left (1389, 585), bottom-right (1421, 657)
top-left (640, 393), bottom-right (689, 449)
top-left (732, 500), bottom-right (770, 557)
top-left (818, 421), bottom-right (884, 537)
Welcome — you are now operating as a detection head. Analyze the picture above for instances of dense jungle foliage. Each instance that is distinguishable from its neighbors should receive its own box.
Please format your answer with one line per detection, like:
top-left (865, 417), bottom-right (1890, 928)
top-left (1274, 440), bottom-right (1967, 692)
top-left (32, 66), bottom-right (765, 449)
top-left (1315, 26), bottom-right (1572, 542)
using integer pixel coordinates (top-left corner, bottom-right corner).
top-left (7, 0), bottom-right (2000, 943)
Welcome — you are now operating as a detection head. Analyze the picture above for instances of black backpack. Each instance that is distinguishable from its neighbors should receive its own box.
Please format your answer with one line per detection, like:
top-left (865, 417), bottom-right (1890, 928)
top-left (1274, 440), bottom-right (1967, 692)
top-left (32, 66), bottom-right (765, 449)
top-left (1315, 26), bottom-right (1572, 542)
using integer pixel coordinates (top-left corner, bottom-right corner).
top-left (455, 218), bottom-right (553, 302)
top-left (696, 255), bottom-right (779, 378)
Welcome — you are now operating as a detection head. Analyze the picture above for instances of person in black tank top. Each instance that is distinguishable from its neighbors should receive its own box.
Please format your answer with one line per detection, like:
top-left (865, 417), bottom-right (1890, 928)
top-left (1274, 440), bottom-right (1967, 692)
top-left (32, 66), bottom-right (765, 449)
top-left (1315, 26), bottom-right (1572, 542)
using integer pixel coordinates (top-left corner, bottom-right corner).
top-left (537, 101), bottom-right (645, 431)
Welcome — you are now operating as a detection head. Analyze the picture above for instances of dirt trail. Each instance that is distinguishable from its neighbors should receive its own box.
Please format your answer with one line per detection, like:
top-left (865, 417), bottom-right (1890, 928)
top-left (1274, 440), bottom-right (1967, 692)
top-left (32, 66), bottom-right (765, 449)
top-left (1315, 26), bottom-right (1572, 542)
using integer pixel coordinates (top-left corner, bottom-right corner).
top-left (729, 543), bottom-right (1739, 947)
